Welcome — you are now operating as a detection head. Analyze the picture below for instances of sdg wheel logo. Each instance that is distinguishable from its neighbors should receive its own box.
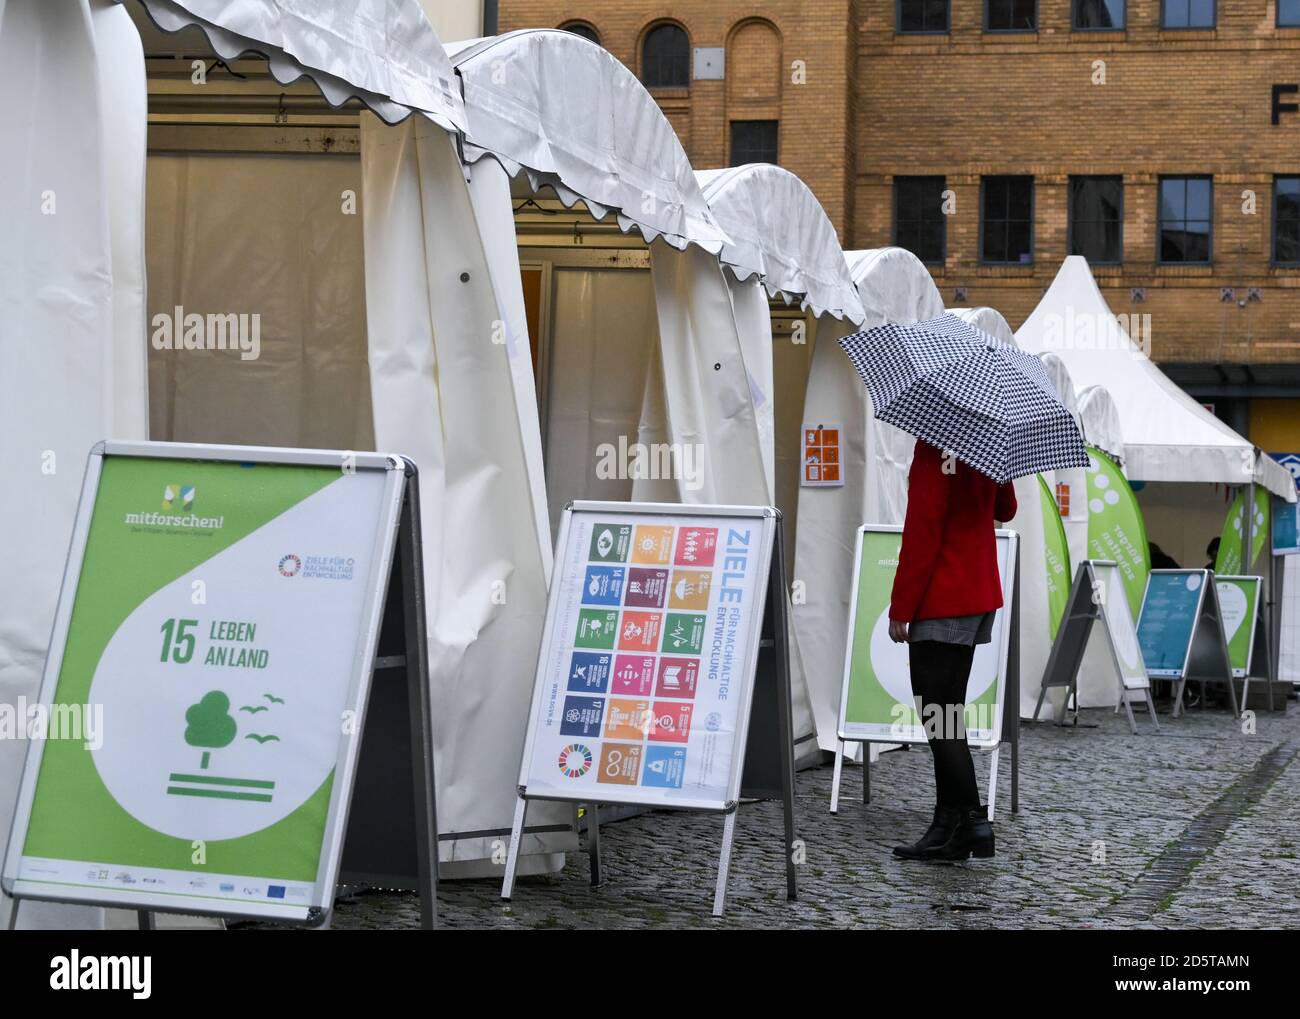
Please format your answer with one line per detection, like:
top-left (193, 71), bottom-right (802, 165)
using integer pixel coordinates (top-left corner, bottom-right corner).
top-left (557, 743), bottom-right (593, 779)
top-left (278, 554), bottom-right (302, 577)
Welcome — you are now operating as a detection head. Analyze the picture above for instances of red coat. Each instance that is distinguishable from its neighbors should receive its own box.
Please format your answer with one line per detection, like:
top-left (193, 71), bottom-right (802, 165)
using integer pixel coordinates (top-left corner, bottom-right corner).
top-left (889, 440), bottom-right (1018, 624)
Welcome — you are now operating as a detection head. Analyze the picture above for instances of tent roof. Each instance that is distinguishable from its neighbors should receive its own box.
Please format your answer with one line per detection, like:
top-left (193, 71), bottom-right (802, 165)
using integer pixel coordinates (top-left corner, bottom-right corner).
top-left (1040, 352), bottom-right (1081, 424)
top-left (694, 165), bottom-right (864, 323)
top-left (122, 0), bottom-right (465, 131)
top-left (948, 306), bottom-right (1014, 344)
top-left (446, 30), bottom-right (730, 255)
top-left (1015, 257), bottom-right (1294, 501)
top-left (1077, 385), bottom-right (1126, 464)
top-left (844, 247), bottom-right (944, 325)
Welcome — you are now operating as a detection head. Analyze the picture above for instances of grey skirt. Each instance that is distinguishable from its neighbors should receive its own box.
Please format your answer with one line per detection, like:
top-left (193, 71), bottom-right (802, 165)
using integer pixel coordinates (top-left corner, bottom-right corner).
top-left (909, 610), bottom-right (996, 646)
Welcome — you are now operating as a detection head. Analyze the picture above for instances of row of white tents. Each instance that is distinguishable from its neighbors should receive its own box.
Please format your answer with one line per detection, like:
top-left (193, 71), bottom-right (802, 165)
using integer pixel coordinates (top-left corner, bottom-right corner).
top-left (1, 0), bottom-right (1292, 928)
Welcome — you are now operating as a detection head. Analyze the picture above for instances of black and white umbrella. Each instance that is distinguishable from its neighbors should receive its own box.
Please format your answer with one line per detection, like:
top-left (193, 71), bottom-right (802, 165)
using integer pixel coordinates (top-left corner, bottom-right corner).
top-left (838, 312), bottom-right (1089, 483)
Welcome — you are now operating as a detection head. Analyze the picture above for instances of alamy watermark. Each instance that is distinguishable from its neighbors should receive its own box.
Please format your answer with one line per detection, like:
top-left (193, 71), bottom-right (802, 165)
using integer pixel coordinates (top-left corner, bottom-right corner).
top-left (151, 306), bottom-right (261, 361)
top-left (1, 698), bottom-right (103, 750)
top-left (595, 437), bottom-right (704, 492)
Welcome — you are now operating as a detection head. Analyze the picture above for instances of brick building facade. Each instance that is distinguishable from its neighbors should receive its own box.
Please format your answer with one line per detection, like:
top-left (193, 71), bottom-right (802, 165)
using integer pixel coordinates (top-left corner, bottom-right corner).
top-left (498, 1), bottom-right (1300, 444)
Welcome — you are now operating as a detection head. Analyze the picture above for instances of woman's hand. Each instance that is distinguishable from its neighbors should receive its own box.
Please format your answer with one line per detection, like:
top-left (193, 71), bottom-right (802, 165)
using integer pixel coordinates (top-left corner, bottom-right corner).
top-left (888, 619), bottom-right (909, 644)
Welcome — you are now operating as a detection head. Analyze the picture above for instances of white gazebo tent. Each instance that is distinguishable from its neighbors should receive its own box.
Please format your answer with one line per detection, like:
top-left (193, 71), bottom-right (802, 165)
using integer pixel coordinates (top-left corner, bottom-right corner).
top-left (691, 162), bottom-right (865, 758)
top-left (1077, 385), bottom-right (1126, 467)
top-left (1015, 257), bottom-right (1296, 573)
top-left (948, 306), bottom-right (1015, 344)
top-left (793, 247), bottom-right (944, 753)
top-left (0, 0), bottom-right (468, 927)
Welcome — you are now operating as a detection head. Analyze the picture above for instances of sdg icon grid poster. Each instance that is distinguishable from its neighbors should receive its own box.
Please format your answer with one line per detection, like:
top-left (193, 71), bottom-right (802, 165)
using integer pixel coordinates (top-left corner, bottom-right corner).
top-left (524, 511), bottom-right (768, 808)
top-left (6, 453), bottom-right (392, 916)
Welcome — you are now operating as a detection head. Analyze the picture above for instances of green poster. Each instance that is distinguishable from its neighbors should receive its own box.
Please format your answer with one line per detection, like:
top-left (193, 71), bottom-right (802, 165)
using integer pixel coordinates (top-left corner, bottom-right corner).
top-left (1039, 475), bottom-right (1071, 640)
top-left (1084, 446), bottom-right (1148, 619)
top-left (1215, 485), bottom-right (1270, 575)
top-left (837, 527), bottom-right (1015, 749)
top-left (1214, 575), bottom-right (1261, 677)
top-left (4, 447), bottom-right (398, 921)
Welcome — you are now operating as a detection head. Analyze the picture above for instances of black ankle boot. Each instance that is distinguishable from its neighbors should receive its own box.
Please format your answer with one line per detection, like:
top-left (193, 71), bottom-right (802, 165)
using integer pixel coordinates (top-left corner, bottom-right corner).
top-left (893, 805), bottom-right (963, 860)
top-left (932, 805), bottom-right (995, 861)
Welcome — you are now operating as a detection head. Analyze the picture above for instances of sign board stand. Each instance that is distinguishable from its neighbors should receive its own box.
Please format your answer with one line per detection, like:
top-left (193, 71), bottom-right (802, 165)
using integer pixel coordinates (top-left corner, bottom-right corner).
top-left (1136, 570), bottom-right (1238, 719)
top-left (3, 442), bottom-right (438, 930)
top-left (1034, 561), bottom-right (1159, 734)
top-left (499, 502), bottom-right (797, 918)
top-left (828, 527), bottom-right (1021, 820)
top-left (1214, 575), bottom-right (1270, 712)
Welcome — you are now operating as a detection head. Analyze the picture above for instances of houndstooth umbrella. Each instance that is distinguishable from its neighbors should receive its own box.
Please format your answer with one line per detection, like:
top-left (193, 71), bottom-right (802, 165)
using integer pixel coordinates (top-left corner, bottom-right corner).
top-left (838, 312), bottom-right (1089, 483)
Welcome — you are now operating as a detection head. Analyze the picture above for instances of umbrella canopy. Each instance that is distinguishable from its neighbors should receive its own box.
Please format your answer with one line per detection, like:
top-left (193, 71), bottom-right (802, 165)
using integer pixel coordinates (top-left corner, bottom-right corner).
top-left (839, 312), bottom-right (1089, 483)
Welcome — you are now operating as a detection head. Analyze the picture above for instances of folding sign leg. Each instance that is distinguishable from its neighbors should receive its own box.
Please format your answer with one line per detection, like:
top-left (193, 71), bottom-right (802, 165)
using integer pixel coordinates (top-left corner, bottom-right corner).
top-left (499, 796), bottom-right (528, 901)
top-left (1122, 693), bottom-right (1139, 735)
top-left (1172, 679), bottom-right (1186, 719)
top-left (1145, 690), bottom-right (1160, 731)
top-left (1226, 673), bottom-right (1241, 719)
top-left (863, 749), bottom-right (871, 805)
top-left (781, 757), bottom-right (797, 903)
top-left (986, 747), bottom-right (1000, 820)
top-left (712, 810), bottom-right (738, 918)
top-left (1241, 676), bottom-right (1251, 713)
top-left (586, 803), bottom-right (603, 888)
top-left (137, 910), bottom-right (153, 931)
top-left (829, 740), bottom-right (844, 814)
top-left (1032, 685), bottom-right (1048, 725)
top-left (1010, 736), bottom-right (1020, 814)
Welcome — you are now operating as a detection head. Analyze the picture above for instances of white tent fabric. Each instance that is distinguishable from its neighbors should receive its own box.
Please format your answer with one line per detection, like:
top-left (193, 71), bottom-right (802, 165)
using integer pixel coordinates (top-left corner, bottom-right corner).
top-left (121, 0), bottom-right (466, 131)
top-left (794, 247), bottom-right (944, 753)
top-left (948, 306), bottom-right (1014, 344)
top-left (695, 165), bottom-right (864, 323)
top-left (0, 0), bottom-right (150, 930)
top-left (1077, 385), bottom-right (1125, 465)
top-left (446, 30), bottom-right (730, 255)
top-left (360, 115), bottom-right (574, 874)
top-left (1016, 257), bottom-right (1295, 502)
top-left (1040, 353), bottom-right (1081, 429)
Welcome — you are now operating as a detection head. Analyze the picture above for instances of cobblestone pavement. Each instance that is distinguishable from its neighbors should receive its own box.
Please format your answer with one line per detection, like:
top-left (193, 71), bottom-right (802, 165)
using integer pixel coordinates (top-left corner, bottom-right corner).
top-left (245, 696), bottom-right (1300, 930)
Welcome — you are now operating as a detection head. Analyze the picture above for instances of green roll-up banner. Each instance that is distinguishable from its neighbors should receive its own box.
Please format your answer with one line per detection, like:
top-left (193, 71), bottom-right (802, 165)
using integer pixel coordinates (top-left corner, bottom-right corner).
top-left (1039, 475), bottom-right (1071, 640)
top-left (1214, 485), bottom-right (1270, 575)
top-left (1084, 446), bottom-right (1148, 619)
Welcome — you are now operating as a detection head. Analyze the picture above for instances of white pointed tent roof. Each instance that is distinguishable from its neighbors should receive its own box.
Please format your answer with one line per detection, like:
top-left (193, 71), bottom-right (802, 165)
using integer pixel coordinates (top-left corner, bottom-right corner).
top-left (948, 306), bottom-right (1014, 343)
top-left (1077, 385), bottom-right (1125, 464)
top-left (845, 247), bottom-right (944, 324)
top-left (122, 0), bottom-right (466, 130)
top-left (445, 30), bottom-right (730, 255)
top-left (694, 165), bottom-right (864, 322)
top-left (1016, 257), bottom-right (1295, 501)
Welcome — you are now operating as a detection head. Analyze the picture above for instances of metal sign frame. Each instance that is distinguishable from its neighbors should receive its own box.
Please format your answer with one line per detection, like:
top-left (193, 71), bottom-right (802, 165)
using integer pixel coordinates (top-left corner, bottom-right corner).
top-left (1033, 560), bottom-right (1159, 735)
top-left (828, 525), bottom-right (1021, 819)
top-left (1136, 569), bottom-right (1238, 719)
top-left (499, 500), bottom-right (796, 917)
top-left (1213, 574), bottom-right (1271, 710)
top-left (2, 440), bottom-right (438, 929)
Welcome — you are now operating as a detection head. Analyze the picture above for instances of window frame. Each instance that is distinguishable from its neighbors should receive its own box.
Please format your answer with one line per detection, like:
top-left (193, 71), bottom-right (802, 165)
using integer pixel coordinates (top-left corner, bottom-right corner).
top-left (1272, 176), bottom-right (1300, 267)
top-left (1160, 0), bottom-right (1216, 30)
top-left (1280, 0), bottom-right (1300, 27)
top-left (640, 21), bottom-right (691, 90)
top-left (1067, 175), bottom-right (1125, 266)
top-left (984, 0), bottom-right (1039, 34)
top-left (1072, 0), bottom-right (1127, 32)
top-left (728, 120), bottom-right (780, 167)
top-left (1156, 175), bottom-right (1214, 265)
top-left (559, 21), bottom-right (601, 45)
top-left (979, 175), bottom-right (1036, 266)
top-left (897, 0), bottom-right (951, 35)
top-left (892, 175), bottom-right (949, 266)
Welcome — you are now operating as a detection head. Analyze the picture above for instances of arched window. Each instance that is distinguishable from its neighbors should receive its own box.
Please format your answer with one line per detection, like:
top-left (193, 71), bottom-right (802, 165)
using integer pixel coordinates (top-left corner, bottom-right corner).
top-left (641, 23), bottom-right (689, 88)
top-left (561, 22), bottom-right (600, 45)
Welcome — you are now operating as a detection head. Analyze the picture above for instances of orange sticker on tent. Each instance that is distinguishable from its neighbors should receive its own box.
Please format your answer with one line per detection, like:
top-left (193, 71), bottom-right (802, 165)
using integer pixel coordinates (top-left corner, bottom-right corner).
top-left (803, 425), bottom-right (843, 487)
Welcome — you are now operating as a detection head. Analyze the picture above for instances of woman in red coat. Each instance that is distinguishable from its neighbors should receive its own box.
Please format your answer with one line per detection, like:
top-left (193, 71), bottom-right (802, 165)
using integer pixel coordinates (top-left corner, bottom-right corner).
top-left (888, 439), bottom-right (1017, 862)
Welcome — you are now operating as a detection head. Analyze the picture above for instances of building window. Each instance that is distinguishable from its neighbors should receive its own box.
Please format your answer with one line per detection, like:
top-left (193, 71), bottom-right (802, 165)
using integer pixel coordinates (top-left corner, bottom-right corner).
top-left (1162, 0), bottom-right (1214, 28)
top-left (894, 177), bottom-right (947, 265)
top-left (898, 0), bottom-right (950, 33)
top-left (730, 121), bottom-right (778, 165)
top-left (641, 23), bottom-right (690, 88)
top-left (1274, 178), bottom-right (1300, 264)
top-left (985, 0), bottom-right (1037, 31)
top-left (561, 22), bottom-right (600, 45)
top-left (981, 176), bottom-right (1034, 264)
top-left (1281, 0), bottom-right (1300, 26)
top-left (1074, 0), bottom-right (1125, 30)
top-left (1158, 176), bottom-right (1212, 263)
top-left (1069, 176), bottom-right (1123, 264)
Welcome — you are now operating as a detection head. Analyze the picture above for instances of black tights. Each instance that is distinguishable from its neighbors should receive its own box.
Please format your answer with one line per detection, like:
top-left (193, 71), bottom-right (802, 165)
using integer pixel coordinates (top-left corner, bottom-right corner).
top-left (908, 639), bottom-right (981, 809)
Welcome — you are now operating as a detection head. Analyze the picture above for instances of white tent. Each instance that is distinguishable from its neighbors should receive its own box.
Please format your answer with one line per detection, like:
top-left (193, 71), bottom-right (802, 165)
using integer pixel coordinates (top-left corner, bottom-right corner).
top-left (1077, 385), bottom-right (1125, 465)
top-left (948, 306), bottom-right (1015, 344)
top-left (0, 0), bottom-right (468, 928)
top-left (1016, 257), bottom-right (1294, 502)
top-left (793, 247), bottom-right (943, 753)
top-left (692, 162), bottom-right (864, 760)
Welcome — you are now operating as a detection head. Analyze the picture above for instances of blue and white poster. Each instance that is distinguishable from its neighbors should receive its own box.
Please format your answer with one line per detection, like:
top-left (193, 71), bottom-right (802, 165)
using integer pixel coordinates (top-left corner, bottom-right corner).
top-left (1136, 571), bottom-right (1207, 677)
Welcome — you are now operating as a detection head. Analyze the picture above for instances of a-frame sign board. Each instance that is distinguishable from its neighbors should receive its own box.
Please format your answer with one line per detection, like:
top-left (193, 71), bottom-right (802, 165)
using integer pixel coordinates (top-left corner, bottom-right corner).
top-left (3, 441), bottom-right (439, 930)
top-left (500, 501), bottom-right (797, 918)
top-left (829, 526), bottom-right (1021, 819)
top-left (1136, 569), bottom-right (1238, 719)
top-left (1213, 575), bottom-right (1272, 711)
top-left (1034, 560), bottom-right (1159, 734)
